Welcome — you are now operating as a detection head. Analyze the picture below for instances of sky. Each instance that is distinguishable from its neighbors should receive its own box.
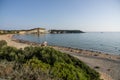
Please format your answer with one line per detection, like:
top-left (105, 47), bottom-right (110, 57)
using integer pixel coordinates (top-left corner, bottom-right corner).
top-left (0, 0), bottom-right (120, 32)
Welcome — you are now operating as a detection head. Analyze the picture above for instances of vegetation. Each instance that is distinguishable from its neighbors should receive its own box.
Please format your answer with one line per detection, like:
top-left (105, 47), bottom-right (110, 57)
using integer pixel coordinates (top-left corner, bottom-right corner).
top-left (0, 40), bottom-right (7, 48)
top-left (0, 40), bottom-right (101, 80)
top-left (0, 30), bottom-right (19, 34)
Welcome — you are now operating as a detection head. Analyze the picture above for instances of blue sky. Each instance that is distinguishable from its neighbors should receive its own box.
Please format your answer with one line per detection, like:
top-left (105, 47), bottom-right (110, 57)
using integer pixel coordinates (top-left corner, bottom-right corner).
top-left (0, 0), bottom-right (120, 32)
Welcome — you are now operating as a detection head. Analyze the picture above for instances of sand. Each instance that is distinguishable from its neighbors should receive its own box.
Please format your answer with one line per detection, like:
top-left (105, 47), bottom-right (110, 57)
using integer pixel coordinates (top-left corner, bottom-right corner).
top-left (52, 46), bottom-right (120, 80)
top-left (0, 34), bottom-right (29, 49)
top-left (0, 34), bottom-right (120, 80)
top-left (58, 49), bottom-right (120, 80)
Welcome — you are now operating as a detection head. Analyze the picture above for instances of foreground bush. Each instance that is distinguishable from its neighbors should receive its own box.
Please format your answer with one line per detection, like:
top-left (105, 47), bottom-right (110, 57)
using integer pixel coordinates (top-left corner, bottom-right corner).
top-left (0, 40), bottom-right (7, 48)
top-left (0, 40), bottom-right (101, 80)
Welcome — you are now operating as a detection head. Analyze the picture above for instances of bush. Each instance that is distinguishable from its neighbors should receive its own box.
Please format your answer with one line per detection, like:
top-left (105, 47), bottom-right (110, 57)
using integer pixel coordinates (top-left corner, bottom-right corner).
top-left (0, 46), bottom-right (17, 61)
top-left (0, 45), bottom-right (101, 80)
top-left (0, 40), bottom-right (7, 48)
top-left (50, 62), bottom-right (88, 80)
top-left (24, 57), bottom-right (50, 72)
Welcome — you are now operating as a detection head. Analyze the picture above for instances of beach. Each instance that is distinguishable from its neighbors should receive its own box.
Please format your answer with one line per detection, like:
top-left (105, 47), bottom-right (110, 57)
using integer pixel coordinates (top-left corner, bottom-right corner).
top-left (0, 34), bottom-right (120, 80)
top-left (53, 46), bottom-right (120, 80)
top-left (0, 34), bottom-right (29, 49)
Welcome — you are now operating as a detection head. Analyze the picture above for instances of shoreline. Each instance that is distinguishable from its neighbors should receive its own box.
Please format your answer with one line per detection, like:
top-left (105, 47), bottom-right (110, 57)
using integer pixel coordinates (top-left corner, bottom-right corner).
top-left (0, 34), bottom-right (120, 80)
top-left (12, 35), bottom-right (120, 61)
top-left (0, 34), bottom-right (28, 49)
top-left (51, 45), bottom-right (120, 61)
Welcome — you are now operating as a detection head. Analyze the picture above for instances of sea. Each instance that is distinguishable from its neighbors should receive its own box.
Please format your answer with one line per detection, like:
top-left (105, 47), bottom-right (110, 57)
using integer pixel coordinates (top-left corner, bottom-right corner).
top-left (14, 32), bottom-right (120, 55)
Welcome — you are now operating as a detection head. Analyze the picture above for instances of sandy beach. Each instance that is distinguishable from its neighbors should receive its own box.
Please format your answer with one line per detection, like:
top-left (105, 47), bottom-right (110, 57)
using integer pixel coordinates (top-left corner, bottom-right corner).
top-left (0, 34), bottom-right (120, 80)
top-left (54, 48), bottom-right (120, 80)
top-left (0, 34), bottom-right (29, 49)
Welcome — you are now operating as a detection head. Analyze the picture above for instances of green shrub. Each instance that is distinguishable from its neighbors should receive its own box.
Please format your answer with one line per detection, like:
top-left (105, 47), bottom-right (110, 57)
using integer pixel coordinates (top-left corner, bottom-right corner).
top-left (0, 45), bottom-right (101, 80)
top-left (24, 57), bottom-right (50, 72)
top-left (0, 40), bottom-right (7, 48)
top-left (0, 46), bottom-right (17, 61)
top-left (50, 62), bottom-right (89, 80)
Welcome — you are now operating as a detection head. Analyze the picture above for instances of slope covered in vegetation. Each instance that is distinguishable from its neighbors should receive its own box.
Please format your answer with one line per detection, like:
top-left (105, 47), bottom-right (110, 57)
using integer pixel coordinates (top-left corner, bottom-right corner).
top-left (0, 40), bottom-right (101, 80)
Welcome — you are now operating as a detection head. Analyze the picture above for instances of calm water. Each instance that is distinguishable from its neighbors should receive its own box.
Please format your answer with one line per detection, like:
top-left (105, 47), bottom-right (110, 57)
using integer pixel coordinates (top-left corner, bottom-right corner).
top-left (14, 32), bottom-right (120, 55)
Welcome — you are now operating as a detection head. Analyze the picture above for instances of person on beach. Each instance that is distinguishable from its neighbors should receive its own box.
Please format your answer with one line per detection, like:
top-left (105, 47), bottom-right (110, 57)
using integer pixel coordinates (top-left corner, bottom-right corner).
top-left (41, 41), bottom-right (47, 46)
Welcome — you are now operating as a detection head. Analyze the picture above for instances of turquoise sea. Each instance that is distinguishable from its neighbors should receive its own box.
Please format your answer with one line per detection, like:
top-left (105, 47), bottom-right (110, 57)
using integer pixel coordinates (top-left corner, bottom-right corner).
top-left (14, 32), bottom-right (120, 55)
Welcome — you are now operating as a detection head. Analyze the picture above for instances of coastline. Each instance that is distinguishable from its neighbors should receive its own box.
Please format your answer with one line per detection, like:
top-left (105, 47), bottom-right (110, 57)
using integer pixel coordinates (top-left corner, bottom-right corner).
top-left (0, 34), bottom-right (29, 49)
top-left (0, 34), bottom-right (120, 80)
top-left (51, 45), bottom-right (120, 61)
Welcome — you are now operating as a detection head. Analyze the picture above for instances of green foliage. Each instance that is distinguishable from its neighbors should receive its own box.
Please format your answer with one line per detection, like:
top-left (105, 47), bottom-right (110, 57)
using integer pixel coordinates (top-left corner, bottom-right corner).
top-left (24, 57), bottom-right (50, 72)
top-left (0, 44), bottom-right (101, 80)
top-left (51, 62), bottom-right (88, 80)
top-left (0, 30), bottom-right (19, 34)
top-left (0, 46), bottom-right (17, 61)
top-left (0, 40), bottom-right (7, 48)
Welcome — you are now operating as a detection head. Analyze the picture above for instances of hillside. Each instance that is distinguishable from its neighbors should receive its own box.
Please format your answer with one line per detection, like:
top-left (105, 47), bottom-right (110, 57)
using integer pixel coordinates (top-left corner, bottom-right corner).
top-left (0, 40), bottom-right (100, 80)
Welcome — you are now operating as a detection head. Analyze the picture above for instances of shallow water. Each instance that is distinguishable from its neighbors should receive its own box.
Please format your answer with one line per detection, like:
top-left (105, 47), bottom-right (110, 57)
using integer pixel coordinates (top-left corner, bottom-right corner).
top-left (14, 32), bottom-right (120, 55)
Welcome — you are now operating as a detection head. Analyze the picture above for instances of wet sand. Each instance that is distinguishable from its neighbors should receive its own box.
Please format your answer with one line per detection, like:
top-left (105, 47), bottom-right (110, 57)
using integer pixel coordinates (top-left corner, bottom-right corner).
top-left (0, 34), bottom-right (120, 80)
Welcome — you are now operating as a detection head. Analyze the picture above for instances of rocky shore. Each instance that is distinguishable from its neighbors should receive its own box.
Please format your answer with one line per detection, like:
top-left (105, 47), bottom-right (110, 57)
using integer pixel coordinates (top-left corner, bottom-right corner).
top-left (0, 34), bottom-right (120, 80)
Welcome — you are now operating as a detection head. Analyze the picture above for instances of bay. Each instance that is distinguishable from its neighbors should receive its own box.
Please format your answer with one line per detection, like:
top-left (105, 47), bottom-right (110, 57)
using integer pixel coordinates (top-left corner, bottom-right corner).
top-left (14, 32), bottom-right (120, 55)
